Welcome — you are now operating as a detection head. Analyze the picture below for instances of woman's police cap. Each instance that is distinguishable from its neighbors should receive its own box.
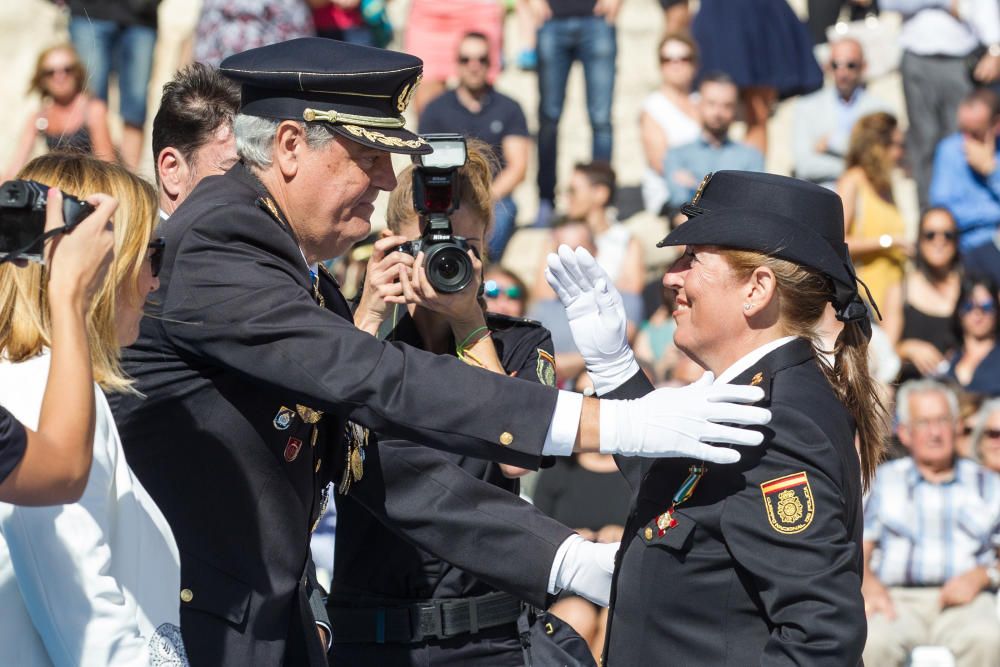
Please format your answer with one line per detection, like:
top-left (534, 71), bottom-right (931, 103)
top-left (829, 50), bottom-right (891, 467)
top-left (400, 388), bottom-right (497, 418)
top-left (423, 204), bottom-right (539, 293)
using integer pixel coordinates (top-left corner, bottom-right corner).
top-left (659, 171), bottom-right (875, 332)
top-left (219, 38), bottom-right (432, 155)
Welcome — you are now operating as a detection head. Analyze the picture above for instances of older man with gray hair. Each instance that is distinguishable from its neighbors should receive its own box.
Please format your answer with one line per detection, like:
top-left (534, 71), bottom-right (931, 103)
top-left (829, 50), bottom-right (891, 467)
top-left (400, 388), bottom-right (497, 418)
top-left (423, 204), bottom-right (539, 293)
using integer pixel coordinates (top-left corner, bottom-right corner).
top-left (862, 379), bottom-right (1000, 667)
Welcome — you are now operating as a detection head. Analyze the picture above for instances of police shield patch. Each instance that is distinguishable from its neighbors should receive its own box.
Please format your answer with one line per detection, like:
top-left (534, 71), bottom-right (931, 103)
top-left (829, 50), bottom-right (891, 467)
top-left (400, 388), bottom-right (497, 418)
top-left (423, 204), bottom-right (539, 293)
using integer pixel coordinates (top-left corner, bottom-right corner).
top-left (536, 349), bottom-right (557, 386)
top-left (760, 472), bottom-right (814, 534)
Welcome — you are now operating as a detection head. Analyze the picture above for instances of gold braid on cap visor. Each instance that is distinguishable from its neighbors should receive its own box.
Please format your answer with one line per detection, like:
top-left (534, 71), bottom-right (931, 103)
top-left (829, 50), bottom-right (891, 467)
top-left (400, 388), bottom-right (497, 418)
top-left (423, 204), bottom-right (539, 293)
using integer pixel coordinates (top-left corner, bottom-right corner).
top-left (302, 107), bottom-right (406, 128)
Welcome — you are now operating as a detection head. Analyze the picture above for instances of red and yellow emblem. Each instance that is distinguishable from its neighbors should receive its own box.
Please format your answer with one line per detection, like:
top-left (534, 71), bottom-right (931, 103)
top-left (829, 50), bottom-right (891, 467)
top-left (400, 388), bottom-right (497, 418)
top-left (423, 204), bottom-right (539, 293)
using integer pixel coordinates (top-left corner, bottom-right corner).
top-left (760, 472), bottom-right (814, 534)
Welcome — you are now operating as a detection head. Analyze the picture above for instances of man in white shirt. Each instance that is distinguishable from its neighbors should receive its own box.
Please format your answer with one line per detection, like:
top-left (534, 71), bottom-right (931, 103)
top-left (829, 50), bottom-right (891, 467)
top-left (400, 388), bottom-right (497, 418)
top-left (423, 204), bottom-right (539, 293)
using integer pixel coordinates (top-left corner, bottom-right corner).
top-left (793, 38), bottom-right (892, 190)
top-left (881, 0), bottom-right (1000, 208)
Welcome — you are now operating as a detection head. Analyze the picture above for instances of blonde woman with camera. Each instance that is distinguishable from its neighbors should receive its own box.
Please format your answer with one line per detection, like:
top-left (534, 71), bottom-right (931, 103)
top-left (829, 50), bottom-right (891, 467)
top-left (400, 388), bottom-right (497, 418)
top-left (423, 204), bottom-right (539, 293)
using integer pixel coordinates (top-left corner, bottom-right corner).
top-left (0, 153), bottom-right (187, 666)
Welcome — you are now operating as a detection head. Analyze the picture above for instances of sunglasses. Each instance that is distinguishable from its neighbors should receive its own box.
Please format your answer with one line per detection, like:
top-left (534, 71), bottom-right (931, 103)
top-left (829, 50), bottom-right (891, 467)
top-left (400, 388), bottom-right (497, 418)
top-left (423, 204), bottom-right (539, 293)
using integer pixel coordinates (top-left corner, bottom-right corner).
top-left (959, 300), bottom-right (996, 315)
top-left (660, 54), bottom-right (693, 64)
top-left (42, 65), bottom-right (76, 77)
top-left (984, 428), bottom-right (1000, 440)
top-left (458, 55), bottom-right (489, 65)
top-left (484, 280), bottom-right (522, 300)
top-left (830, 60), bottom-right (861, 71)
top-left (148, 238), bottom-right (165, 278)
top-left (921, 230), bottom-right (956, 241)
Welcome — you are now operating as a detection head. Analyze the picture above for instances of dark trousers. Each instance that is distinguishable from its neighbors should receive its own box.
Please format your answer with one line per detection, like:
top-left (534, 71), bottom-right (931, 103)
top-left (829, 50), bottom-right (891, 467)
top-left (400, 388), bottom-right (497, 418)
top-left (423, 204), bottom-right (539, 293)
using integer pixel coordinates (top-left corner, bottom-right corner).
top-left (806, 0), bottom-right (880, 45)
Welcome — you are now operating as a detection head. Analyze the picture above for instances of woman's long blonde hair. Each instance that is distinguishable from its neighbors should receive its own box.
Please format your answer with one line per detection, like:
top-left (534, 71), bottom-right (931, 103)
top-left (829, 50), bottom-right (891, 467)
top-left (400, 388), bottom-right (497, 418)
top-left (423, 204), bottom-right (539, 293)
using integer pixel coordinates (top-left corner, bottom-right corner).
top-left (0, 153), bottom-right (157, 392)
top-left (845, 112), bottom-right (898, 197)
top-left (720, 249), bottom-right (889, 489)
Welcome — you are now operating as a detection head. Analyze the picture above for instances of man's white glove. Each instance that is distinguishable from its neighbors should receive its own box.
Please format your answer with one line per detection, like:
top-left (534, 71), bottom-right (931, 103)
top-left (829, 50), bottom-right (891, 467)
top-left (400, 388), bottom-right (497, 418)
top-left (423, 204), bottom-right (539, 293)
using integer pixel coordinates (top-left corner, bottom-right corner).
top-left (600, 372), bottom-right (770, 462)
top-left (550, 534), bottom-right (618, 607)
top-left (545, 244), bottom-right (639, 395)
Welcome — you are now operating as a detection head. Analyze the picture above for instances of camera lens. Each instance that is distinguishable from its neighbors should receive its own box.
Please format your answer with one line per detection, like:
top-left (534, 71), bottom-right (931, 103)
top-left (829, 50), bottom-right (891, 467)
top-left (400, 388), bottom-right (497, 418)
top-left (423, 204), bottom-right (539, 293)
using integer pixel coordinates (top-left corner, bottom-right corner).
top-left (425, 244), bottom-right (472, 293)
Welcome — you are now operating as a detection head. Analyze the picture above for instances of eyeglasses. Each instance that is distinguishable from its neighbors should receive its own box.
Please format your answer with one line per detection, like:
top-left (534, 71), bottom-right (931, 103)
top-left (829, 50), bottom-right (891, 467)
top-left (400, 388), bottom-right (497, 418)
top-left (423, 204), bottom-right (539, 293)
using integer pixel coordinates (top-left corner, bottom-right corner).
top-left (148, 238), bottom-right (165, 278)
top-left (983, 428), bottom-right (1000, 439)
top-left (458, 55), bottom-right (489, 65)
top-left (484, 280), bottom-right (522, 300)
top-left (42, 65), bottom-right (76, 77)
top-left (921, 230), bottom-right (956, 241)
top-left (830, 60), bottom-right (861, 71)
top-left (660, 54), bottom-right (693, 64)
top-left (959, 300), bottom-right (996, 315)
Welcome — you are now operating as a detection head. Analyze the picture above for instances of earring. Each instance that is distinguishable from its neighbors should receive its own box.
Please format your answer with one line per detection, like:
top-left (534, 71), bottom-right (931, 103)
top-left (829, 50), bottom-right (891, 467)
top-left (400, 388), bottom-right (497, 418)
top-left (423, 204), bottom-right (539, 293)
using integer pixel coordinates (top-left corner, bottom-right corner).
top-left (743, 303), bottom-right (752, 311)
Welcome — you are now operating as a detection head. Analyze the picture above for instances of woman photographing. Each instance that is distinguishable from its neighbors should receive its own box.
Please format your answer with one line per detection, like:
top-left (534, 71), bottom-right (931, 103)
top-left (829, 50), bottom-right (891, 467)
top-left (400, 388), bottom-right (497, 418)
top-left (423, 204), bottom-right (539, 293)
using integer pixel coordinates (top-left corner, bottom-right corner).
top-left (546, 170), bottom-right (888, 665)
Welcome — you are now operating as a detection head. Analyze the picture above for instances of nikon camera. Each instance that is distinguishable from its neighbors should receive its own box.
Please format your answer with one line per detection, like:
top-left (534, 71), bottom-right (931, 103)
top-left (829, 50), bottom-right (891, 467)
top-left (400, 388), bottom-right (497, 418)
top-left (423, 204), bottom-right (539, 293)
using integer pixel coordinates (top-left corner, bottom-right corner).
top-left (0, 179), bottom-right (95, 262)
top-left (396, 134), bottom-right (476, 293)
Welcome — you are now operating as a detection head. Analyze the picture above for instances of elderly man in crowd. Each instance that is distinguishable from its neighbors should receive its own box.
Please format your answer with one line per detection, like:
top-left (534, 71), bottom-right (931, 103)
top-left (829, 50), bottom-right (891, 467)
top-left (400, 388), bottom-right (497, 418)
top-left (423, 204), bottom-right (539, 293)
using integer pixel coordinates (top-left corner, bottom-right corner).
top-left (113, 38), bottom-right (769, 666)
top-left (862, 379), bottom-right (1000, 667)
top-left (792, 37), bottom-right (891, 190)
top-left (929, 88), bottom-right (1000, 252)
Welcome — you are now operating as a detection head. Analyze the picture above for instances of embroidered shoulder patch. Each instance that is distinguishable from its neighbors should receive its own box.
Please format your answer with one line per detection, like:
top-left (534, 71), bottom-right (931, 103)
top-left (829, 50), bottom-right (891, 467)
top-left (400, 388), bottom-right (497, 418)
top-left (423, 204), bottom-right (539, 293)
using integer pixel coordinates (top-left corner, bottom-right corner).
top-left (149, 623), bottom-right (189, 666)
top-left (536, 349), bottom-right (557, 386)
top-left (760, 472), bottom-right (815, 534)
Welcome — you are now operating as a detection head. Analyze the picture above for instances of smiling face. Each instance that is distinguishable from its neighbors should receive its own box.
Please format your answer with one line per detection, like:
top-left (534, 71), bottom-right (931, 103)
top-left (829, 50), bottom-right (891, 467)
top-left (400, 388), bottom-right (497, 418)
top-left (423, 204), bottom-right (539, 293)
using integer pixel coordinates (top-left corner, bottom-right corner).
top-left (287, 132), bottom-right (397, 262)
top-left (917, 209), bottom-right (958, 272)
top-left (663, 245), bottom-right (748, 371)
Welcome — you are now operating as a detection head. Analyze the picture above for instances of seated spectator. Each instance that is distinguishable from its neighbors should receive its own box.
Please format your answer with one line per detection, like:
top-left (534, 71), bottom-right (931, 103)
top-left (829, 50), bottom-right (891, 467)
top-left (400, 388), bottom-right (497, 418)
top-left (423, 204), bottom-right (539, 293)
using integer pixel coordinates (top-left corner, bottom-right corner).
top-left (639, 32), bottom-right (701, 215)
top-left (793, 37), bottom-right (892, 190)
top-left (532, 162), bottom-right (644, 312)
top-left (483, 265), bottom-right (528, 318)
top-left (963, 225), bottom-right (1000, 287)
top-left (956, 391), bottom-right (985, 459)
top-left (532, 452), bottom-right (631, 659)
top-left (4, 44), bottom-right (114, 180)
top-left (881, 207), bottom-right (961, 382)
top-left (929, 88), bottom-right (1000, 252)
top-left (970, 398), bottom-right (1000, 474)
top-left (838, 111), bottom-right (910, 309)
top-left (419, 32), bottom-right (531, 262)
top-left (0, 153), bottom-right (185, 663)
top-left (947, 275), bottom-right (1000, 397)
top-left (634, 280), bottom-right (679, 384)
top-left (863, 380), bottom-right (1000, 667)
top-left (662, 73), bottom-right (764, 219)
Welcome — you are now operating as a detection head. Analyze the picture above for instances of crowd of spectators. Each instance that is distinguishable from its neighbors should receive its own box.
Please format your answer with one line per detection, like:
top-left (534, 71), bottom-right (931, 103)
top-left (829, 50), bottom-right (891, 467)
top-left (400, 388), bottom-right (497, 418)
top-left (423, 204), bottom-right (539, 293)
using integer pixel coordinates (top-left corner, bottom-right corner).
top-left (3, 1), bottom-right (1000, 664)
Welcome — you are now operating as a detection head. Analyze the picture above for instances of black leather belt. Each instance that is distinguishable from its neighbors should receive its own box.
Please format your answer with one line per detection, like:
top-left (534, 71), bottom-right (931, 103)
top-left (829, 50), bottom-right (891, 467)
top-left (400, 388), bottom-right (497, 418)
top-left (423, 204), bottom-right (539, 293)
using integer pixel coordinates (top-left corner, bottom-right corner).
top-left (329, 591), bottom-right (522, 644)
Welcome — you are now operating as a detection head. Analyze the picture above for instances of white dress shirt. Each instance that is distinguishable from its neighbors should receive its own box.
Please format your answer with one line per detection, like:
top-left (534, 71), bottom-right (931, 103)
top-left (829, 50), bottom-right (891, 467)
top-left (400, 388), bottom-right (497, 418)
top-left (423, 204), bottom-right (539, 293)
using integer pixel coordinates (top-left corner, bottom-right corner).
top-left (0, 351), bottom-right (187, 666)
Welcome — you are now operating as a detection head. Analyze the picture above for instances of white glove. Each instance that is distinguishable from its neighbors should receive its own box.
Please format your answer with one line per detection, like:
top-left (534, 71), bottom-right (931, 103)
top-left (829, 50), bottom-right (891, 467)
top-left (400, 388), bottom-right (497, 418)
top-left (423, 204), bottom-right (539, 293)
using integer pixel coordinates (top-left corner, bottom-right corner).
top-left (551, 534), bottom-right (618, 607)
top-left (600, 372), bottom-right (770, 462)
top-left (545, 245), bottom-right (639, 395)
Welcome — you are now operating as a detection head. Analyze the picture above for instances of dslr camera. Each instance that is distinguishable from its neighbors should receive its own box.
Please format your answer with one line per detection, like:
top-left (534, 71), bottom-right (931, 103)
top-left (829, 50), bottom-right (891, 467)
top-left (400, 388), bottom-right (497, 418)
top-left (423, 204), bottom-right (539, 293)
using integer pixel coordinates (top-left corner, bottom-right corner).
top-left (396, 134), bottom-right (476, 293)
top-left (0, 179), bottom-right (95, 262)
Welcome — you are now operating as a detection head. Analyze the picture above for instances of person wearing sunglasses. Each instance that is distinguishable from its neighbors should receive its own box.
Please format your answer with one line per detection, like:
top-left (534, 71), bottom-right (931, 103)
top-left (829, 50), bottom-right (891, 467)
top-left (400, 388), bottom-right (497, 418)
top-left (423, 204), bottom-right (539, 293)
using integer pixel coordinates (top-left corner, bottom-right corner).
top-left (3, 43), bottom-right (114, 181)
top-left (639, 32), bottom-right (701, 216)
top-left (483, 266), bottom-right (528, 319)
top-left (970, 398), bottom-right (1000, 474)
top-left (882, 207), bottom-right (962, 382)
top-left (947, 276), bottom-right (1000, 396)
top-left (793, 37), bottom-right (892, 191)
top-left (419, 32), bottom-right (531, 262)
top-left (0, 153), bottom-right (185, 665)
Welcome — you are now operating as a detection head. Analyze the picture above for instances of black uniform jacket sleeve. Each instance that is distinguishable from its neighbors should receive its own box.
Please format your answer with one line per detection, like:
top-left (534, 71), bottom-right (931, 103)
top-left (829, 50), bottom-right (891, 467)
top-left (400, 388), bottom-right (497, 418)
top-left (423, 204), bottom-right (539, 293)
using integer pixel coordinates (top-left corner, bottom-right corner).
top-left (156, 170), bottom-right (557, 468)
top-left (601, 370), bottom-right (655, 492)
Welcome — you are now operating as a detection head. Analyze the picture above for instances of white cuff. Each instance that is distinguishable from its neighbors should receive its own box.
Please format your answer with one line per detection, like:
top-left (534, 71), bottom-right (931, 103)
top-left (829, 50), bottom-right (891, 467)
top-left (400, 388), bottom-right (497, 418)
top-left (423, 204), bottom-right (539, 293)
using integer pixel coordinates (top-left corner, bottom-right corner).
top-left (547, 533), bottom-right (584, 594)
top-left (541, 390), bottom-right (583, 456)
top-left (316, 621), bottom-right (333, 651)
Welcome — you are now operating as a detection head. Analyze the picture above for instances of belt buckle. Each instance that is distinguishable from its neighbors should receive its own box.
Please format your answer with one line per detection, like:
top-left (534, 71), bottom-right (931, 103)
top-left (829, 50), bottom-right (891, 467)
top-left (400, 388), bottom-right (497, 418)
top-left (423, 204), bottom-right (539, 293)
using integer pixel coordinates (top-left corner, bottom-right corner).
top-left (413, 602), bottom-right (444, 641)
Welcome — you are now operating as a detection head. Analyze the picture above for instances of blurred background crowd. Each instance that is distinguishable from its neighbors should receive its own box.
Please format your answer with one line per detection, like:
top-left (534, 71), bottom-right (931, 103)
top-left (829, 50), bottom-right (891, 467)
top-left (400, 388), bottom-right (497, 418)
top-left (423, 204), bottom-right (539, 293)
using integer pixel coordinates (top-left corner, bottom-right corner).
top-left (1, 0), bottom-right (999, 664)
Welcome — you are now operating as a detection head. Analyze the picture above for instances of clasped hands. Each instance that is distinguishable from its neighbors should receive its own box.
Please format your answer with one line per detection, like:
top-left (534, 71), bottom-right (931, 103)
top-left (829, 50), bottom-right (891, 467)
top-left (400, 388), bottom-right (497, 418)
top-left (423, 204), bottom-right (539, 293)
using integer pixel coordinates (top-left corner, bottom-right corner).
top-left (545, 245), bottom-right (771, 463)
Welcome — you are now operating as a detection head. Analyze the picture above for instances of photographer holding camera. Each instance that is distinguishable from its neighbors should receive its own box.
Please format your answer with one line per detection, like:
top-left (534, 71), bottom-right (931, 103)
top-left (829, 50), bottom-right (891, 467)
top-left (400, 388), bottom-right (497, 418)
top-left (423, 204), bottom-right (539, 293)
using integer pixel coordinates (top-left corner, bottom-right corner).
top-left (330, 138), bottom-right (595, 666)
top-left (0, 153), bottom-right (187, 665)
top-left (0, 178), bottom-right (114, 505)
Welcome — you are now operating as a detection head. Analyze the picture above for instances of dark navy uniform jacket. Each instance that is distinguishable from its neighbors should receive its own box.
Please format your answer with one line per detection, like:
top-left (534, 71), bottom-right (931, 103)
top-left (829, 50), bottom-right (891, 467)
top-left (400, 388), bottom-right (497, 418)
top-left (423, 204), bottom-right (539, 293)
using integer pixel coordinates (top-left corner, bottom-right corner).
top-left (113, 163), bottom-right (560, 666)
top-left (601, 338), bottom-right (866, 666)
top-left (328, 311), bottom-right (571, 613)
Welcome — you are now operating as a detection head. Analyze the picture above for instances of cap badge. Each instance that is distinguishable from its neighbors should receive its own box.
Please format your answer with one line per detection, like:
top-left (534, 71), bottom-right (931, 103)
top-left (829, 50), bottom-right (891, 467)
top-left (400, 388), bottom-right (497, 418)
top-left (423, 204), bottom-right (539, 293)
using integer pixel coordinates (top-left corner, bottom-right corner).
top-left (691, 172), bottom-right (713, 205)
top-left (395, 74), bottom-right (421, 113)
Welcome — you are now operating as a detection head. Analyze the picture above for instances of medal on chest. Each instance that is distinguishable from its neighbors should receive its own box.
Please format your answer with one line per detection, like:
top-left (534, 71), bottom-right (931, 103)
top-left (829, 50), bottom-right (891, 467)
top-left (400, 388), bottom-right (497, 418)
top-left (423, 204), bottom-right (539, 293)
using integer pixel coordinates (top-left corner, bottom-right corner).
top-left (653, 464), bottom-right (707, 537)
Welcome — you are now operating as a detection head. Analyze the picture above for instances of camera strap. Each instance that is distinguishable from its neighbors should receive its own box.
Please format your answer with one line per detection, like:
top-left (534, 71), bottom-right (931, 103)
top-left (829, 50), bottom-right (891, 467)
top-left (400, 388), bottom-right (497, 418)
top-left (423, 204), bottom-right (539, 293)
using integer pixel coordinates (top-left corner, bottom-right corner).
top-left (0, 225), bottom-right (70, 266)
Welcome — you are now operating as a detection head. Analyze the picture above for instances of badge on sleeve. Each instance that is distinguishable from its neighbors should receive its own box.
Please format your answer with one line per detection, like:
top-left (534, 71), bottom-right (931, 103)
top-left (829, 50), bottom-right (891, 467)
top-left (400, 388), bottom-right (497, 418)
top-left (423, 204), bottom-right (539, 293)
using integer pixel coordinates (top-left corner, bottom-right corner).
top-left (536, 349), bottom-right (557, 386)
top-left (273, 406), bottom-right (295, 430)
top-left (760, 472), bottom-right (814, 534)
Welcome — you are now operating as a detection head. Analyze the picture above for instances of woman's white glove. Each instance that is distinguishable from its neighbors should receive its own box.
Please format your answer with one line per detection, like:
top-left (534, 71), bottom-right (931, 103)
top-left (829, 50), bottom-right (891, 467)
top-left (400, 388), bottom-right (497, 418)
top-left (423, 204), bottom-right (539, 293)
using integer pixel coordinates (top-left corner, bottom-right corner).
top-left (544, 245), bottom-right (639, 394)
top-left (550, 534), bottom-right (618, 607)
top-left (600, 372), bottom-right (770, 462)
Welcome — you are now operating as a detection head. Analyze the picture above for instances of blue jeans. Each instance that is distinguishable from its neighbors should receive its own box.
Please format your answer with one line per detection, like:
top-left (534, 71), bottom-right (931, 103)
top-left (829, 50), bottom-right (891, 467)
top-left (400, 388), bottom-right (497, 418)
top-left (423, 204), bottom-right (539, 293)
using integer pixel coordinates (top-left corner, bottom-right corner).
top-left (536, 16), bottom-right (617, 204)
top-left (488, 196), bottom-right (518, 262)
top-left (69, 17), bottom-right (156, 128)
